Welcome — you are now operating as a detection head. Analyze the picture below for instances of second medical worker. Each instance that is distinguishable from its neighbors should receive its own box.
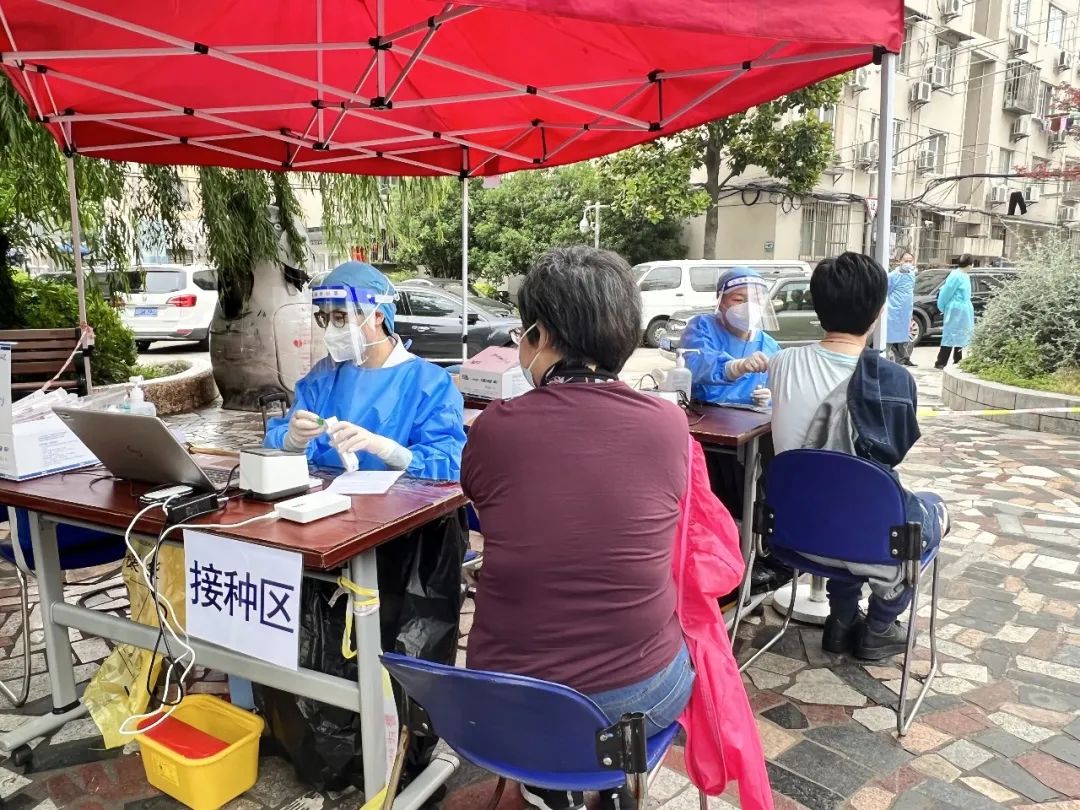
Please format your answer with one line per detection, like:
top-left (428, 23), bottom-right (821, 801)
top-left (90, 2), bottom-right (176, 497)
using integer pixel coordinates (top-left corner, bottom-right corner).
top-left (681, 267), bottom-right (780, 406)
top-left (264, 261), bottom-right (466, 480)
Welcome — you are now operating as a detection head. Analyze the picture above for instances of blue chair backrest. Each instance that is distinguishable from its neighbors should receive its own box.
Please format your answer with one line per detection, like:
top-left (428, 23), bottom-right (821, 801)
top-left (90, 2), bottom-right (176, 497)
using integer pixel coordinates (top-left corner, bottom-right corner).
top-left (1, 507), bottom-right (126, 571)
top-left (381, 653), bottom-right (614, 782)
top-left (765, 450), bottom-right (909, 566)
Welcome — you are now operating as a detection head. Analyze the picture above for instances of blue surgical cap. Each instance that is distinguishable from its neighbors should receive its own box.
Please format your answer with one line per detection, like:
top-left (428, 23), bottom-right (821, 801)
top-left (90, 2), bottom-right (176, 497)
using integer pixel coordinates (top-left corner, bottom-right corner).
top-left (715, 266), bottom-right (764, 297)
top-left (324, 261), bottom-right (397, 332)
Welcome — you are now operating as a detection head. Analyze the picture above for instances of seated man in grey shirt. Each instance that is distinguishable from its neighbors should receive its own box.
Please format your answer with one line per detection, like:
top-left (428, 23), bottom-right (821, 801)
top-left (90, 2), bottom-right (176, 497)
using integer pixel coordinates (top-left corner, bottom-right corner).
top-left (769, 253), bottom-right (949, 661)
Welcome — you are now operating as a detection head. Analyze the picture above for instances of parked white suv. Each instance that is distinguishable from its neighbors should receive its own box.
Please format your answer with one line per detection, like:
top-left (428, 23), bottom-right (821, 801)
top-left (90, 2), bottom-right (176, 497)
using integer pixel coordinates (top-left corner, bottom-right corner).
top-left (633, 259), bottom-right (813, 346)
top-left (120, 264), bottom-right (217, 351)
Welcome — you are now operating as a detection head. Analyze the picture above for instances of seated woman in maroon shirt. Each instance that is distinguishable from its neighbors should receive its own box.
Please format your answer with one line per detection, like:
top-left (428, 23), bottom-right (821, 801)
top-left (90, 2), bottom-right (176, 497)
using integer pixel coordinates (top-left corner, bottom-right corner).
top-left (463, 246), bottom-right (694, 810)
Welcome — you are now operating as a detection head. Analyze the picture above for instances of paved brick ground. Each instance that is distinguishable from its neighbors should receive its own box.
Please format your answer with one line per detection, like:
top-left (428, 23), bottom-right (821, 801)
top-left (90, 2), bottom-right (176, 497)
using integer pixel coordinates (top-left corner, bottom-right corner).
top-left (0, 353), bottom-right (1077, 809)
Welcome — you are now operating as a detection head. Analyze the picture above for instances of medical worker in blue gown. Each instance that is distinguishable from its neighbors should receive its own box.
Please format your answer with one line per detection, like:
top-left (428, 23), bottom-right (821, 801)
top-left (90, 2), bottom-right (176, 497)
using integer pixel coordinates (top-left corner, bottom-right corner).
top-left (264, 261), bottom-right (465, 481)
top-left (681, 267), bottom-right (780, 407)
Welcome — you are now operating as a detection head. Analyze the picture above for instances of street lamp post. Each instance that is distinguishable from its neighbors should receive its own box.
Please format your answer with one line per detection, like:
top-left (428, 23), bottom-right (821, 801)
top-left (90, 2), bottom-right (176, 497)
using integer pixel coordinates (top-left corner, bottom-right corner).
top-left (579, 200), bottom-right (609, 249)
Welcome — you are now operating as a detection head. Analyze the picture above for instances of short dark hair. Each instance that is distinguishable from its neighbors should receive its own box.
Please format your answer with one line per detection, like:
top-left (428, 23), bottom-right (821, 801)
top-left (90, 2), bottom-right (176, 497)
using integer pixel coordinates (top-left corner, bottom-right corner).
top-left (957, 253), bottom-right (974, 268)
top-left (518, 246), bottom-right (642, 373)
top-left (810, 252), bottom-right (888, 335)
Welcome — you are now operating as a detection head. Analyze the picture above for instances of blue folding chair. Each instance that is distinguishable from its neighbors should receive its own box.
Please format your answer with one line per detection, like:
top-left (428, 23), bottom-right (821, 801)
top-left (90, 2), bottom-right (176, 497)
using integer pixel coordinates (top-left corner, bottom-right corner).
top-left (381, 653), bottom-right (703, 810)
top-left (730, 450), bottom-right (940, 736)
top-left (0, 507), bottom-right (127, 706)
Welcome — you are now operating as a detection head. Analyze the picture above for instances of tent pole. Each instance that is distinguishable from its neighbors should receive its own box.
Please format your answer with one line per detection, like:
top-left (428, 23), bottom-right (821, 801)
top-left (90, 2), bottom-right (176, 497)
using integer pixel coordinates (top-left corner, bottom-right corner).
top-left (461, 178), bottom-right (469, 363)
top-left (873, 53), bottom-right (896, 354)
top-left (65, 154), bottom-right (93, 392)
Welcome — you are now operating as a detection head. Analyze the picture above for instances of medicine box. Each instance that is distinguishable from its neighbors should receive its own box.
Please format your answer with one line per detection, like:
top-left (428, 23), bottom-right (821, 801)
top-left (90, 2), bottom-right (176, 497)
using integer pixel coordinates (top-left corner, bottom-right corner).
top-left (457, 346), bottom-right (531, 400)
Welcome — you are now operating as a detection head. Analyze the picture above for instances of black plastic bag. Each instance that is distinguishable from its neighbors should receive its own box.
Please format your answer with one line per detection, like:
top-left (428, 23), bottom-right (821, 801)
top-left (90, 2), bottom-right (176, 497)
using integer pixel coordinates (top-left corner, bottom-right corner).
top-left (255, 508), bottom-right (468, 792)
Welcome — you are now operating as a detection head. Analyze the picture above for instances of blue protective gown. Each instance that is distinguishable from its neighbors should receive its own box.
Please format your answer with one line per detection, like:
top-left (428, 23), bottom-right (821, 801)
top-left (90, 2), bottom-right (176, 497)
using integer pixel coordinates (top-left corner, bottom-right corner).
top-left (681, 314), bottom-right (780, 405)
top-left (264, 354), bottom-right (465, 480)
top-left (886, 268), bottom-right (916, 344)
top-left (936, 268), bottom-right (975, 348)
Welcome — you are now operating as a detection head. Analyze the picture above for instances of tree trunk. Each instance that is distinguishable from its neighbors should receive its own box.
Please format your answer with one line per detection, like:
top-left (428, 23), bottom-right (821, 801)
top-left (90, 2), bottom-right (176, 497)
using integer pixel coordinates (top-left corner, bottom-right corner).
top-left (703, 133), bottom-right (722, 260)
top-left (0, 230), bottom-right (21, 329)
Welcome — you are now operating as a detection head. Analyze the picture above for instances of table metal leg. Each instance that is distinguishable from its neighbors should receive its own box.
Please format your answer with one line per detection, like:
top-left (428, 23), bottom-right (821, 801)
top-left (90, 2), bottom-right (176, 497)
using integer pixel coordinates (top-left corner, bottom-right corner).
top-left (0, 512), bottom-right (88, 755)
top-left (738, 436), bottom-right (759, 561)
top-left (350, 549), bottom-right (388, 801)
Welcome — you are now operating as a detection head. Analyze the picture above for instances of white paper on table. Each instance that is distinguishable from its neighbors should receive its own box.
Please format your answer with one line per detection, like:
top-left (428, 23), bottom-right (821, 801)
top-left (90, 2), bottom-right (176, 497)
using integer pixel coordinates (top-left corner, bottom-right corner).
top-left (327, 469), bottom-right (405, 495)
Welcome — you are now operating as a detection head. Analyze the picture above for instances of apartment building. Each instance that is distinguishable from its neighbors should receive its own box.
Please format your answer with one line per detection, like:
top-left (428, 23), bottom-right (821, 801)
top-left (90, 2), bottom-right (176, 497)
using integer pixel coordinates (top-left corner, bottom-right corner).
top-left (686, 0), bottom-right (1080, 266)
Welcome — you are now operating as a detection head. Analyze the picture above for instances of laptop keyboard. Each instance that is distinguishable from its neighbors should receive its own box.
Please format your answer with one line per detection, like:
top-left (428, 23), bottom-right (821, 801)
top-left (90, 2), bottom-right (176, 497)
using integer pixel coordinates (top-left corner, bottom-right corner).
top-left (201, 467), bottom-right (235, 487)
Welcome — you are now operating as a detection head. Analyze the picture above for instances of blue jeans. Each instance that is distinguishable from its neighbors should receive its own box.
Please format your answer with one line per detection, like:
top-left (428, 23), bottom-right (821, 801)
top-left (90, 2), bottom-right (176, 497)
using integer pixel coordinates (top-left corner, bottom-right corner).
top-left (586, 643), bottom-right (694, 737)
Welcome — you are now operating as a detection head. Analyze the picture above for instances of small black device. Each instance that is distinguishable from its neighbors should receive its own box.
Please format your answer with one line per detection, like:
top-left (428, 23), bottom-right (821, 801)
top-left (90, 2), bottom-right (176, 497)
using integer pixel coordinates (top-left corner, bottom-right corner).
top-left (163, 492), bottom-right (222, 527)
top-left (139, 485), bottom-right (195, 505)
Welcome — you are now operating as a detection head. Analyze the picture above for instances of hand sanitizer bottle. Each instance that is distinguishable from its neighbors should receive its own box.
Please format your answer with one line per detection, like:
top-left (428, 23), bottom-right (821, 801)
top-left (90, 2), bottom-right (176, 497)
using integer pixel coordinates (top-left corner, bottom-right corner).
top-left (127, 376), bottom-right (157, 416)
top-left (662, 349), bottom-right (694, 403)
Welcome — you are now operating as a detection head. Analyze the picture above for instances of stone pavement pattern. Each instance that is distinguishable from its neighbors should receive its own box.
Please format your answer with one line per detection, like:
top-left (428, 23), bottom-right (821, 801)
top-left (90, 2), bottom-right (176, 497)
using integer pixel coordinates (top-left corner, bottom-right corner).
top-left (0, 348), bottom-right (1077, 809)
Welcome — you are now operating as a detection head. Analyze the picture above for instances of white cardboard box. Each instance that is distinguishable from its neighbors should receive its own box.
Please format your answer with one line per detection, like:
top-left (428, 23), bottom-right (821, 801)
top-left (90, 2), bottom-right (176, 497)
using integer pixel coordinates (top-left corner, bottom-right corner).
top-left (458, 346), bottom-right (530, 400)
top-left (0, 343), bottom-right (97, 481)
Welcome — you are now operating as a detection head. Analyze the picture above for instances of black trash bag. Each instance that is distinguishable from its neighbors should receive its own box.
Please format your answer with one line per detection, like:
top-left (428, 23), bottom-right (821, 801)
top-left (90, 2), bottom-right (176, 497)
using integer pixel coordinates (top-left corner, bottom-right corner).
top-left (255, 508), bottom-right (468, 793)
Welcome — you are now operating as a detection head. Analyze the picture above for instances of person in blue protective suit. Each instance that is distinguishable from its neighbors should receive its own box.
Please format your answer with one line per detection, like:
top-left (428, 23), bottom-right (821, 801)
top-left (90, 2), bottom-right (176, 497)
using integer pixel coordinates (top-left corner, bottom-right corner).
top-left (681, 267), bottom-right (781, 407)
top-left (886, 251), bottom-right (917, 367)
top-left (934, 254), bottom-right (976, 370)
top-left (264, 261), bottom-right (465, 480)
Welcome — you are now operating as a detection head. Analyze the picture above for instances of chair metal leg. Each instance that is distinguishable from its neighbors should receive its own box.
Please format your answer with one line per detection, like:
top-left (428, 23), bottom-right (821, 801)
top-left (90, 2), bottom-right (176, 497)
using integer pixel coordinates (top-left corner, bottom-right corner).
top-left (483, 778), bottom-right (506, 810)
top-left (728, 537), bottom-right (759, 642)
top-left (897, 556), bottom-right (939, 736)
top-left (0, 567), bottom-right (31, 707)
top-left (738, 569), bottom-right (799, 673)
top-left (380, 726), bottom-right (410, 810)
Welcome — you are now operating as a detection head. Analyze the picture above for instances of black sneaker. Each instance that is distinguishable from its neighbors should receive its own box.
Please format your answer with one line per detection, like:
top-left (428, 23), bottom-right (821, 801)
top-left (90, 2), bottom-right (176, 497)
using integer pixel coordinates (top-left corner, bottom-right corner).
top-left (901, 360), bottom-right (917, 368)
top-left (597, 785), bottom-right (635, 809)
top-left (822, 611), bottom-right (863, 654)
top-left (856, 621), bottom-right (910, 661)
top-left (520, 784), bottom-right (585, 810)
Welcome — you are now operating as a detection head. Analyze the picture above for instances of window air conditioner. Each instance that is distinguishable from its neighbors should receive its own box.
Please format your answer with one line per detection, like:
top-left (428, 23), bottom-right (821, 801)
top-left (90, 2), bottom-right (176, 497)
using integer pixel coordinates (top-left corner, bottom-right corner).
top-left (849, 67), bottom-right (871, 92)
top-left (1010, 115), bottom-right (1032, 141)
top-left (1057, 50), bottom-right (1074, 72)
top-left (910, 81), bottom-right (933, 105)
top-left (857, 141), bottom-right (879, 168)
top-left (917, 151), bottom-right (938, 173)
top-left (1060, 205), bottom-right (1077, 223)
top-left (1010, 30), bottom-right (1031, 56)
top-left (942, 0), bottom-right (962, 21)
top-left (1049, 131), bottom-right (1069, 150)
top-left (1024, 184), bottom-right (1041, 205)
top-left (928, 65), bottom-right (948, 89)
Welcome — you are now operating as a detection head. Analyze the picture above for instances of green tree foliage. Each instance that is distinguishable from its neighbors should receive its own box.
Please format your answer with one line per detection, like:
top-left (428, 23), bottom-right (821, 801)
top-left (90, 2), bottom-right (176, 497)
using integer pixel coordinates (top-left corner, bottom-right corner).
top-left (395, 153), bottom-right (700, 282)
top-left (677, 78), bottom-right (844, 259)
top-left (12, 274), bottom-right (137, 384)
top-left (967, 235), bottom-right (1080, 390)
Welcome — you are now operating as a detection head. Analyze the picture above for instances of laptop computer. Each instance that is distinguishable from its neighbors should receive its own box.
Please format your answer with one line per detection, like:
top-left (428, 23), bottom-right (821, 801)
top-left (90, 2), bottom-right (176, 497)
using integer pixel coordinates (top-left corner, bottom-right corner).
top-left (53, 407), bottom-right (235, 492)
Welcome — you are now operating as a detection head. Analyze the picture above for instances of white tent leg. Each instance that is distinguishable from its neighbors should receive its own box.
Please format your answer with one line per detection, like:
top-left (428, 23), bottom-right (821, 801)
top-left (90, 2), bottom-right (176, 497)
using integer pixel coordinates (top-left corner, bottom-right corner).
top-left (65, 154), bottom-right (92, 391)
top-left (873, 53), bottom-right (896, 354)
top-left (461, 178), bottom-right (470, 363)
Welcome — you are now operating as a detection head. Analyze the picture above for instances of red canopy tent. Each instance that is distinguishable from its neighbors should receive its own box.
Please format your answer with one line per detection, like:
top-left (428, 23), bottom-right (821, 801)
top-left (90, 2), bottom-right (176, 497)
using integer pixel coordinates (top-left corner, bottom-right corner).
top-left (0, 1), bottom-right (904, 802)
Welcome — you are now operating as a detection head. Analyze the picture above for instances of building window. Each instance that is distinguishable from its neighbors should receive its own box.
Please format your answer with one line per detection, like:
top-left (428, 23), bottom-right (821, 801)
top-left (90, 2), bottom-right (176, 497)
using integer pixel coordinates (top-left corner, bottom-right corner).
top-left (891, 205), bottom-right (919, 258)
top-left (869, 115), bottom-right (905, 167)
top-left (934, 39), bottom-right (957, 87)
top-left (923, 130), bottom-right (947, 174)
top-left (998, 147), bottom-right (1014, 176)
top-left (1038, 82), bottom-right (1055, 122)
top-left (899, 23), bottom-right (914, 74)
top-left (918, 213), bottom-right (953, 266)
top-left (817, 105), bottom-right (837, 127)
top-left (1047, 4), bottom-right (1066, 47)
top-left (1004, 60), bottom-right (1038, 113)
top-left (1012, 0), bottom-right (1029, 29)
top-left (799, 201), bottom-right (850, 262)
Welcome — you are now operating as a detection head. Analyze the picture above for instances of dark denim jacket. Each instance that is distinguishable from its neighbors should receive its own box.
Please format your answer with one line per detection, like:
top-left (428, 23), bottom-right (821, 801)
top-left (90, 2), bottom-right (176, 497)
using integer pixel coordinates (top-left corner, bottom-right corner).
top-left (847, 349), bottom-right (941, 548)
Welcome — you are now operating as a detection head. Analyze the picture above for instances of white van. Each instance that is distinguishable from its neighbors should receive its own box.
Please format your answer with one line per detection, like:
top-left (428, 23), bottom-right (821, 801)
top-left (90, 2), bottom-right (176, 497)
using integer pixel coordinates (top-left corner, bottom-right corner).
top-left (633, 259), bottom-right (812, 346)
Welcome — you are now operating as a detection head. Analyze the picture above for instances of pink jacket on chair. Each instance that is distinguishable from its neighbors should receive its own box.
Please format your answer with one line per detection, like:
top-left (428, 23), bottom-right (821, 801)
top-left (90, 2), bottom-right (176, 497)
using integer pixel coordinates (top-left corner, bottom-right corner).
top-left (675, 438), bottom-right (773, 810)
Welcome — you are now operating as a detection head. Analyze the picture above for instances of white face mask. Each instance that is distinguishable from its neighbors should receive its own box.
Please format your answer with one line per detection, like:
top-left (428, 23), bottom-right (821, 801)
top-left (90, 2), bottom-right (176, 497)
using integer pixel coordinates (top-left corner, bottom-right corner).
top-left (722, 302), bottom-right (753, 333)
top-left (518, 323), bottom-right (542, 388)
top-left (324, 324), bottom-right (359, 363)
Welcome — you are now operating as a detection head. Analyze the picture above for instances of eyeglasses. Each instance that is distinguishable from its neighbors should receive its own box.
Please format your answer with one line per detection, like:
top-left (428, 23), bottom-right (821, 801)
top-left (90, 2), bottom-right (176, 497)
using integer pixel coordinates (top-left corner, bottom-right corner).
top-left (314, 310), bottom-right (351, 329)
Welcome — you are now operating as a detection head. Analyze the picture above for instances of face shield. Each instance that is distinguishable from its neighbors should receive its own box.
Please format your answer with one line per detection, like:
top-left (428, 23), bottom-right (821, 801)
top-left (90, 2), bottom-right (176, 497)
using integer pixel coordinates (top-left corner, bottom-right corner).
top-left (311, 285), bottom-right (395, 365)
top-left (716, 275), bottom-right (779, 335)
